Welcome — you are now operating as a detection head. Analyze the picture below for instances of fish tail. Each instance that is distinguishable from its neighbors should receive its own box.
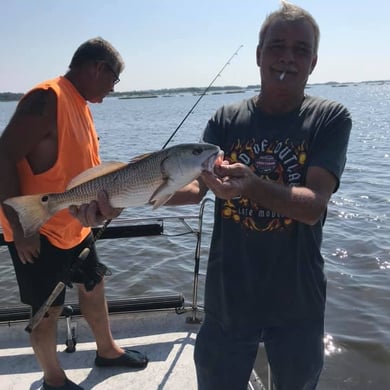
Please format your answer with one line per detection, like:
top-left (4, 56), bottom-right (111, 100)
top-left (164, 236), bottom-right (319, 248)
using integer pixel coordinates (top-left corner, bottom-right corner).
top-left (3, 194), bottom-right (51, 237)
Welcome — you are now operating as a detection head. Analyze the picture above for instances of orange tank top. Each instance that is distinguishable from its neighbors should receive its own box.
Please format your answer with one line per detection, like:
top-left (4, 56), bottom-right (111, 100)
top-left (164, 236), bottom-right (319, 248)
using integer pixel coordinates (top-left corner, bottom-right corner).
top-left (0, 76), bottom-right (100, 248)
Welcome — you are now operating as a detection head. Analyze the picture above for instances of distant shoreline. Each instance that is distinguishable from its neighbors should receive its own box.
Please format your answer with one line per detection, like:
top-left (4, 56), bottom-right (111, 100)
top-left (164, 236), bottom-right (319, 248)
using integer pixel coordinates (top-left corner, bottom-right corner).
top-left (1, 79), bottom-right (388, 102)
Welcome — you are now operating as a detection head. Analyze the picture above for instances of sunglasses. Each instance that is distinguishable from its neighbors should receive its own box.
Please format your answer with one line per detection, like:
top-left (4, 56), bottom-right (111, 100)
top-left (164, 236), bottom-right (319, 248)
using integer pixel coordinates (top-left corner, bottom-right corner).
top-left (104, 62), bottom-right (120, 85)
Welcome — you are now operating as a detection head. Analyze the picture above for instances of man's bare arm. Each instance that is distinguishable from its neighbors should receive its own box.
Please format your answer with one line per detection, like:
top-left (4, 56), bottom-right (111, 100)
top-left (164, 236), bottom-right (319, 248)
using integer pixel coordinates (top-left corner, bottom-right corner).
top-left (202, 163), bottom-right (336, 225)
top-left (165, 177), bottom-right (209, 206)
top-left (0, 89), bottom-right (57, 262)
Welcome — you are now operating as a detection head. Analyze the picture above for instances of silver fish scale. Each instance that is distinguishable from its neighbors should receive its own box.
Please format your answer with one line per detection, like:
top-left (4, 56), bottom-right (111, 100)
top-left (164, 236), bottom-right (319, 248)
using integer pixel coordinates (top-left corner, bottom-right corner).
top-left (47, 151), bottom-right (167, 211)
top-left (2, 143), bottom-right (220, 237)
top-left (44, 143), bottom-right (218, 212)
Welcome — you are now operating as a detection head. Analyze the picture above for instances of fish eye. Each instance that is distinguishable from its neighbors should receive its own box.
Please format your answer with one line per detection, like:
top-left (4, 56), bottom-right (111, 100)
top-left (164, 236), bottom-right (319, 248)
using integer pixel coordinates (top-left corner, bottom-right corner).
top-left (192, 147), bottom-right (203, 156)
top-left (41, 195), bottom-right (48, 202)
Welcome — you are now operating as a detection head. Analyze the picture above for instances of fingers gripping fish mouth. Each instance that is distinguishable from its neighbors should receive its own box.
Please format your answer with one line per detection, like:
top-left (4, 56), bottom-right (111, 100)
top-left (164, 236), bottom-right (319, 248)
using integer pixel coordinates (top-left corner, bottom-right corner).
top-left (202, 149), bottom-right (224, 172)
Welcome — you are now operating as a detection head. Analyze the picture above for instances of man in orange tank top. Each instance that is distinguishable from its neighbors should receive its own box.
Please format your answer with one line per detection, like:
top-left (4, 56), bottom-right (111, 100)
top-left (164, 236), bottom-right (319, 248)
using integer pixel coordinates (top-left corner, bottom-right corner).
top-left (0, 37), bottom-right (148, 390)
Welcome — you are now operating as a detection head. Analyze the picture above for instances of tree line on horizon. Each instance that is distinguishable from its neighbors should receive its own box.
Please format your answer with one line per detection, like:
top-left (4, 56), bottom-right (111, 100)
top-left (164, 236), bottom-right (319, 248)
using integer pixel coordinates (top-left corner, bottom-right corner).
top-left (0, 85), bottom-right (259, 102)
top-left (1, 79), bottom-right (388, 102)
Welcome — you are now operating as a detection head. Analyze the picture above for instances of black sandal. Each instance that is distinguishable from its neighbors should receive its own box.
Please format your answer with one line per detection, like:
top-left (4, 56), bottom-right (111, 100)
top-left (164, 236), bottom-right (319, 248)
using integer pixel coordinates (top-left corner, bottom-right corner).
top-left (95, 348), bottom-right (148, 369)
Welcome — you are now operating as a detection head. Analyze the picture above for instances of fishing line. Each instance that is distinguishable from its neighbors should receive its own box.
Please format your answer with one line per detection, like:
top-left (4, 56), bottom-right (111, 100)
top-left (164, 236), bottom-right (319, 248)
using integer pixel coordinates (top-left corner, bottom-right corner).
top-left (100, 44), bottom-right (243, 237)
top-left (161, 44), bottom-right (243, 149)
top-left (90, 46), bottom-right (243, 244)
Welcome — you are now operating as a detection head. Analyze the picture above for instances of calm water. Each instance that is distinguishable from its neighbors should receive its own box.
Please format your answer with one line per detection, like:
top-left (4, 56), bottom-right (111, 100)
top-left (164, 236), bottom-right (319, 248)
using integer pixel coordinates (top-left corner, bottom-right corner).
top-left (1, 83), bottom-right (389, 389)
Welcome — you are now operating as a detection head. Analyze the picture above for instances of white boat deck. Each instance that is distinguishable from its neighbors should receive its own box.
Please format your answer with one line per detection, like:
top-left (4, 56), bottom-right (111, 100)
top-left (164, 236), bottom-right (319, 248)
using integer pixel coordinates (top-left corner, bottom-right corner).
top-left (0, 308), bottom-right (201, 390)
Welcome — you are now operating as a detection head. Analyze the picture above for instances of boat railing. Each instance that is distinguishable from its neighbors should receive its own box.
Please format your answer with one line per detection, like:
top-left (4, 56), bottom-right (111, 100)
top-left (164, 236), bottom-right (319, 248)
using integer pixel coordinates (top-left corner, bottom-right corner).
top-left (0, 221), bottom-right (165, 246)
top-left (0, 200), bottom-right (210, 322)
top-left (0, 198), bottom-right (273, 389)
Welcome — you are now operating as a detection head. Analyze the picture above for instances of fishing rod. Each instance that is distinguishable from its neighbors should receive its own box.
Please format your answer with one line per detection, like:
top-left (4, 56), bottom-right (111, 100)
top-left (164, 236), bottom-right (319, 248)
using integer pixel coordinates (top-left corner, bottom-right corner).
top-left (161, 44), bottom-right (243, 149)
top-left (82, 46), bottom-right (242, 242)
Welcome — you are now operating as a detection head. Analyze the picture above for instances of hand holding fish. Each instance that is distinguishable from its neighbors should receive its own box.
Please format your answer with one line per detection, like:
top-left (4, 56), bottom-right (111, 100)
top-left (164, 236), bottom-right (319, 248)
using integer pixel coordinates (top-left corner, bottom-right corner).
top-left (202, 161), bottom-right (255, 200)
top-left (69, 190), bottom-right (123, 227)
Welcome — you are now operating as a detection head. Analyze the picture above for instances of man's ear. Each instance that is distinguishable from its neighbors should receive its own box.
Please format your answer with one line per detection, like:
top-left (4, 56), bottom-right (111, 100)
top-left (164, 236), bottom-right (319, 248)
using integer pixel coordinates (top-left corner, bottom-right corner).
top-left (310, 55), bottom-right (318, 74)
top-left (256, 45), bottom-right (262, 67)
top-left (94, 61), bottom-right (106, 79)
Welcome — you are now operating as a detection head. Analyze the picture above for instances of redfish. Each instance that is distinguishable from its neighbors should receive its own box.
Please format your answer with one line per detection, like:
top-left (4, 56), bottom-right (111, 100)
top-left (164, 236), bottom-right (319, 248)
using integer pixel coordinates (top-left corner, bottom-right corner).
top-left (4, 143), bottom-right (221, 237)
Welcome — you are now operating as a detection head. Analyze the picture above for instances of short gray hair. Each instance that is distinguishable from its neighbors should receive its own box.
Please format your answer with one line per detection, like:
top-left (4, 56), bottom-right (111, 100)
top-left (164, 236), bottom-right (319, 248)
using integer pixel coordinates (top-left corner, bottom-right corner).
top-left (69, 37), bottom-right (125, 74)
top-left (258, 1), bottom-right (320, 54)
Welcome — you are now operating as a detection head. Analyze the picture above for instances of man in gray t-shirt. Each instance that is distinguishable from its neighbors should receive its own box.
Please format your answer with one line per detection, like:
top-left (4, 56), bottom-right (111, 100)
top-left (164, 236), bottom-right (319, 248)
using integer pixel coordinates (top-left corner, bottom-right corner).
top-left (202, 94), bottom-right (350, 332)
top-left (171, 3), bottom-right (351, 390)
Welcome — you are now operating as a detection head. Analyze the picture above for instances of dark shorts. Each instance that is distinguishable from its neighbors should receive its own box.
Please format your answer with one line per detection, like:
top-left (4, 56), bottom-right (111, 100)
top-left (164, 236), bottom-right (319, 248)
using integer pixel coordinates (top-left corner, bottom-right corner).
top-left (8, 233), bottom-right (103, 314)
top-left (194, 314), bottom-right (324, 390)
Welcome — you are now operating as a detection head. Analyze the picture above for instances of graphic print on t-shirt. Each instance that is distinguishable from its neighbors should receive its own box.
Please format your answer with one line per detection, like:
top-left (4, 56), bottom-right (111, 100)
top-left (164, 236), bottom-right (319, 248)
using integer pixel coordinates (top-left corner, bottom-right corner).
top-left (221, 137), bottom-right (307, 232)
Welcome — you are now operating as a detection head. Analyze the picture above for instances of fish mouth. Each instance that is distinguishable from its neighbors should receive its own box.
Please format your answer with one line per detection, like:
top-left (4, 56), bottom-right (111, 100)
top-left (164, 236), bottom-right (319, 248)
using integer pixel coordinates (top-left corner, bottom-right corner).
top-left (202, 149), bottom-right (224, 172)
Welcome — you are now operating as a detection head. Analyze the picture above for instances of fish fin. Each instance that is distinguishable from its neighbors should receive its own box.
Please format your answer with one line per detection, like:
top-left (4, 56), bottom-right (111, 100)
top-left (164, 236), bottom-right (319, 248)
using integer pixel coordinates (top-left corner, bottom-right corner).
top-left (128, 152), bottom-right (153, 164)
top-left (150, 193), bottom-right (174, 209)
top-left (3, 194), bottom-right (51, 237)
top-left (66, 162), bottom-right (127, 190)
top-left (149, 180), bottom-right (175, 209)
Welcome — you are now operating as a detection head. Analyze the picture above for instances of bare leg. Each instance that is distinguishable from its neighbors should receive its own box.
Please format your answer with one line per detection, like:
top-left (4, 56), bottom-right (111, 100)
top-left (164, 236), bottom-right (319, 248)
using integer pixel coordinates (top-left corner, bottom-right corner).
top-left (77, 279), bottom-right (124, 358)
top-left (30, 306), bottom-right (67, 387)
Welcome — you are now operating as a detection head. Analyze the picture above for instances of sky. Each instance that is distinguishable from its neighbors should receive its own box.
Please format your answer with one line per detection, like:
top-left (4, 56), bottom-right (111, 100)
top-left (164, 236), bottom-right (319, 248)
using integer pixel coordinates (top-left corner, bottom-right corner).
top-left (1, 0), bottom-right (389, 93)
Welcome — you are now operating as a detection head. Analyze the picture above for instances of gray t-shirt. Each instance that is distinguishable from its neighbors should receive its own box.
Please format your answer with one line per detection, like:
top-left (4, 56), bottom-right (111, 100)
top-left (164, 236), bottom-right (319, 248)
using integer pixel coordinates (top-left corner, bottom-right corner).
top-left (202, 95), bottom-right (352, 330)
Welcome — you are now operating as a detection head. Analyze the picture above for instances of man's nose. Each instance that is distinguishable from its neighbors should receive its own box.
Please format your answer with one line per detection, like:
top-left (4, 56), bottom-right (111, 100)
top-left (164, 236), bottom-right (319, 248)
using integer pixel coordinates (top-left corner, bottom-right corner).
top-left (279, 47), bottom-right (295, 63)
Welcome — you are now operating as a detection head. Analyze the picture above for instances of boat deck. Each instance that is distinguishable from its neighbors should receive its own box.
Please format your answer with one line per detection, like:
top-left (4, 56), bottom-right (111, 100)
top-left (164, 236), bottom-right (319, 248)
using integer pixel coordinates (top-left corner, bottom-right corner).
top-left (0, 308), bottom-right (201, 390)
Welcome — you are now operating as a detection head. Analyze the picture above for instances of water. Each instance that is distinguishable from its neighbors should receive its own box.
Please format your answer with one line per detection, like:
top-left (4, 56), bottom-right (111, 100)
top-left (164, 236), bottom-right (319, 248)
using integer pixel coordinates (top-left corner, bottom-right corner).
top-left (1, 83), bottom-right (389, 389)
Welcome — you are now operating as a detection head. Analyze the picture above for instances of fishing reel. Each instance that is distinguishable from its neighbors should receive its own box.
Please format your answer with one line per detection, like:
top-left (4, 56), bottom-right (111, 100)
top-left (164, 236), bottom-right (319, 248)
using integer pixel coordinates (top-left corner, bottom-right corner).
top-left (66, 257), bottom-right (112, 292)
top-left (79, 261), bottom-right (112, 291)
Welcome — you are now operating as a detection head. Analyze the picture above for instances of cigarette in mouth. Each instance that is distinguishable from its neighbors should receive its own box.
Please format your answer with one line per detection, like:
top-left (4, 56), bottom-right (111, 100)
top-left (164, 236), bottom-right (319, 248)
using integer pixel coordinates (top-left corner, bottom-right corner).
top-left (279, 72), bottom-right (286, 81)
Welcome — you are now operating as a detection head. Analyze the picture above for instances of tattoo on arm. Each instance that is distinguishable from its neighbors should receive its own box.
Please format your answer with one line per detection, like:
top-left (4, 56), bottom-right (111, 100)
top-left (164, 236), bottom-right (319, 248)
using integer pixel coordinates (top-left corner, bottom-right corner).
top-left (15, 89), bottom-right (50, 117)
